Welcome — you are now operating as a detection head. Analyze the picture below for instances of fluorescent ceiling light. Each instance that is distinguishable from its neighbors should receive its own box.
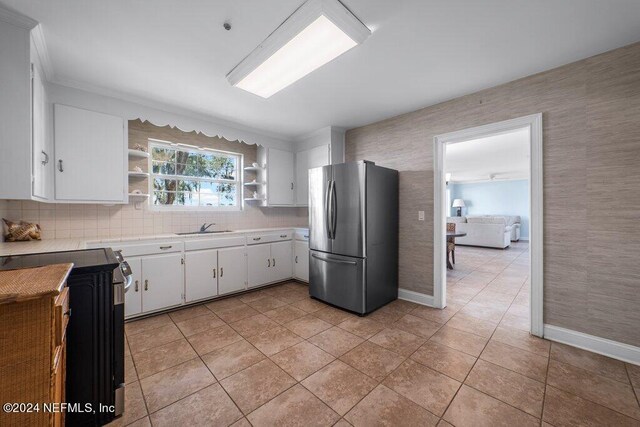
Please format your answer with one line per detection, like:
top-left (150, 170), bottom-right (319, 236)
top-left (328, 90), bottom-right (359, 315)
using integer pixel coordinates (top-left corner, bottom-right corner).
top-left (227, 0), bottom-right (371, 98)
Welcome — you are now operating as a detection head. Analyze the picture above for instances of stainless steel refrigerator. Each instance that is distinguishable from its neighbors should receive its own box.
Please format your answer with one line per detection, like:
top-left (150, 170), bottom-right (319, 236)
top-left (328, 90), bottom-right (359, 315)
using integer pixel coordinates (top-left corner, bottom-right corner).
top-left (308, 160), bottom-right (399, 314)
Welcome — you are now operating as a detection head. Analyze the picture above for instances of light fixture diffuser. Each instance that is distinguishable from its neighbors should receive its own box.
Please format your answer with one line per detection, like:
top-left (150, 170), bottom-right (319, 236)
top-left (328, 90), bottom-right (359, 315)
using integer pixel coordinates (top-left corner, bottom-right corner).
top-left (227, 0), bottom-right (370, 98)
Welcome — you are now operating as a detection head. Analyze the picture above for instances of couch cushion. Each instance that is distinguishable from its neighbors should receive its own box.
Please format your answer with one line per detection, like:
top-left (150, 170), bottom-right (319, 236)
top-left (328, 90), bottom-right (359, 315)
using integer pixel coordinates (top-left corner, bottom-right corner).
top-left (447, 216), bottom-right (467, 223)
top-left (466, 216), bottom-right (506, 225)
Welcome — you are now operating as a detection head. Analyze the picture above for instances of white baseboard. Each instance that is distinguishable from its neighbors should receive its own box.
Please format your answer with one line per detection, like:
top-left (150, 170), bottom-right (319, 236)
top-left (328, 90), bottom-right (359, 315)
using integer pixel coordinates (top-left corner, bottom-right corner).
top-left (398, 288), bottom-right (434, 307)
top-left (544, 324), bottom-right (640, 366)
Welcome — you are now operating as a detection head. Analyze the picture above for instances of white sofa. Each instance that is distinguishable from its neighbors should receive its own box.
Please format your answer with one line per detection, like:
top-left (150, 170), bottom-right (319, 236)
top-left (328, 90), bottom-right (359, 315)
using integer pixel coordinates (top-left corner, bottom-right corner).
top-left (447, 216), bottom-right (520, 249)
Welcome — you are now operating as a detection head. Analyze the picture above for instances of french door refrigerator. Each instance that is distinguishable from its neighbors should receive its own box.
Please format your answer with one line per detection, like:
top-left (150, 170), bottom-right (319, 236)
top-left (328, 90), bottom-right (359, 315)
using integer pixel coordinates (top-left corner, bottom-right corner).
top-left (308, 161), bottom-right (398, 314)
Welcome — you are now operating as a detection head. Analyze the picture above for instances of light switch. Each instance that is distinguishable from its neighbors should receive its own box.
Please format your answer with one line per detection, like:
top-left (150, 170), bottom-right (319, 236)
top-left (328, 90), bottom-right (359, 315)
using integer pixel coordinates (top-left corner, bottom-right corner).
top-left (418, 211), bottom-right (425, 221)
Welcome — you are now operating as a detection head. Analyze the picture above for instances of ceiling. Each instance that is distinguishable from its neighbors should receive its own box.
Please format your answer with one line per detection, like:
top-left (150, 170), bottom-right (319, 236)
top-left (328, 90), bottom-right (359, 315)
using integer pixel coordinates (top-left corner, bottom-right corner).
top-left (445, 128), bottom-right (529, 183)
top-left (4, 0), bottom-right (640, 140)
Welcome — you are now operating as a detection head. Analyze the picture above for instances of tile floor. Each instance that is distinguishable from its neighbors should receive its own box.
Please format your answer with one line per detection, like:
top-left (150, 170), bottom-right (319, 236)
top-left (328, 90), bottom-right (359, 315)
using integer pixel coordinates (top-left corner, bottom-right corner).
top-left (113, 242), bottom-right (640, 426)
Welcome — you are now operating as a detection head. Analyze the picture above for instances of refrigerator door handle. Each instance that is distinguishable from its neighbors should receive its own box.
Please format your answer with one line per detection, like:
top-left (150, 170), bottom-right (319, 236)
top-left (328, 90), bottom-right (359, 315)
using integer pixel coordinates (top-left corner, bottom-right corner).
top-left (325, 180), bottom-right (333, 239)
top-left (331, 180), bottom-right (337, 238)
top-left (311, 253), bottom-right (357, 265)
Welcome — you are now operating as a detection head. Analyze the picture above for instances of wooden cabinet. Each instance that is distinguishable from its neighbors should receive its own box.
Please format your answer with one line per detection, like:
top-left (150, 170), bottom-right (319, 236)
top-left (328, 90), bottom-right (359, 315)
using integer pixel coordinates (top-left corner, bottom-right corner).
top-left (140, 253), bottom-right (184, 313)
top-left (295, 145), bottom-right (330, 206)
top-left (266, 148), bottom-right (295, 205)
top-left (294, 240), bottom-right (309, 282)
top-left (0, 264), bottom-right (71, 426)
top-left (54, 104), bottom-right (127, 203)
top-left (218, 246), bottom-right (247, 295)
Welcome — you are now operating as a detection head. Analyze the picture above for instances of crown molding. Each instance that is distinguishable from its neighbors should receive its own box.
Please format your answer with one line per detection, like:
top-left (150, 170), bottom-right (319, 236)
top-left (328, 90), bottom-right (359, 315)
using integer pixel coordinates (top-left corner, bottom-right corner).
top-left (31, 24), bottom-right (54, 81)
top-left (0, 4), bottom-right (37, 29)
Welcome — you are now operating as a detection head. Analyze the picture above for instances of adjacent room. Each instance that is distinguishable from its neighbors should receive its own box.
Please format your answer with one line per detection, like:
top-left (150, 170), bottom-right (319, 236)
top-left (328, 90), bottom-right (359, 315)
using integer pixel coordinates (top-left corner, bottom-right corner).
top-left (1, 1), bottom-right (640, 426)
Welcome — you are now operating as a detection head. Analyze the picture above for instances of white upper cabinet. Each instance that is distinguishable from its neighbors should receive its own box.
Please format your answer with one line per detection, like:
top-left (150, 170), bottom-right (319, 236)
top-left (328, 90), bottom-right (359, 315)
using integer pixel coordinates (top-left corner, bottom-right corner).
top-left (54, 104), bottom-right (127, 202)
top-left (31, 64), bottom-right (51, 200)
top-left (295, 144), bottom-right (330, 206)
top-left (0, 19), bottom-right (50, 200)
top-left (266, 148), bottom-right (295, 206)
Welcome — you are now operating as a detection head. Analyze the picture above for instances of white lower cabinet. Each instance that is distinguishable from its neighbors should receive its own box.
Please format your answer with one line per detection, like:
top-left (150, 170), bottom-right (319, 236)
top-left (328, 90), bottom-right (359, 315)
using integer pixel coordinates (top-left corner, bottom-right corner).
top-left (247, 244), bottom-right (272, 288)
top-left (247, 240), bottom-right (293, 287)
top-left (125, 257), bottom-right (143, 318)
top-left (218, 246), bottom-right (247, 295)
top-left (140, 253), bottom-right (184, 313)
top-left (186, 246), bottom-right (248, 300)
top-left (185, 249), bottom-right (218, 303)
top-left (294, 241), bottom-right (309, 282)
top-left (271, 241), bottom-right (293, 282)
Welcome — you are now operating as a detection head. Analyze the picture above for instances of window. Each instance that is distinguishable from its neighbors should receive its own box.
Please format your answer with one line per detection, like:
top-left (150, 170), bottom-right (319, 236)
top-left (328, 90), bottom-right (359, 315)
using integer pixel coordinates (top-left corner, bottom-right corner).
top-left (149, 140), bottom-right (242, 209)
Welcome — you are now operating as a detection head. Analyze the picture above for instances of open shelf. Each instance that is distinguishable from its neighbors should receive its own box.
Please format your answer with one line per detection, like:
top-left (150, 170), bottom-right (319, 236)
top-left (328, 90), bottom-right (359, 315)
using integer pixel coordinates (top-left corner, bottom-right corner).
top-left (128, 149), bottom-right (150, 159)
top-left (128, 171), bottom-right (150, 178)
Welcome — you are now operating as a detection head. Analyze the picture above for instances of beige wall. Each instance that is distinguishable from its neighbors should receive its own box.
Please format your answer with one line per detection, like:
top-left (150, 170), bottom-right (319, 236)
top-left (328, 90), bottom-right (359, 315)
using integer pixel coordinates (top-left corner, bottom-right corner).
top-left (1, 121), bottom-right (307, 240)
top-left (345, 42), bottom-right (640, 347)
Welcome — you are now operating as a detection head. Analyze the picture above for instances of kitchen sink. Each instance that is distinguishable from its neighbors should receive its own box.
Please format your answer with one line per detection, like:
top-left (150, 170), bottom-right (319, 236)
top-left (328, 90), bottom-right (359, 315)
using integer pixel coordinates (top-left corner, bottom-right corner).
top-left (175, 230), bottom-right (233, 235)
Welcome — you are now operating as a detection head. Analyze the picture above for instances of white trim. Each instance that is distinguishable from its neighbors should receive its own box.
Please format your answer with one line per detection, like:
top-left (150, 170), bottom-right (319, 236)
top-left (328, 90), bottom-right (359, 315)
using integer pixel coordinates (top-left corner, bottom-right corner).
top-left (544, 324), bottom-right (640, 366)
top-left (0, 4), bottom-right (37, 29)
top-left (433, 113), bottom-right (544, 337)
top-left (398, 288), bottom-right (435, 307)
top-left (226, 0), bottom-right (370, 87)
top-left (30, 24), bottom-right (54, 81)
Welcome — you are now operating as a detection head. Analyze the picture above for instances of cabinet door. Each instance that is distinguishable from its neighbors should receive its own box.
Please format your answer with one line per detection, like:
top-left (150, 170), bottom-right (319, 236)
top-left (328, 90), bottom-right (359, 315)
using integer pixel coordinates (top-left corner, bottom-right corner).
top-left (185, 249), bottom-right (218, 302)
top-left (31, 65), bottom-right (49, 199)
top-left (294, 241), bottom-right (309, 282)
top-left (295, 150), bottom-right (309, 205)
top-left (271, 241), bottom-right (293, 283)
top-left (247, 244), bottom-right (272, 288)
top-left (125, 257), bottom-right (142, 318)
top-left (268, 148), bottom-right (294, 205)
top-left (54, 104), bottom-right (125, 202)
top-left (141, 253), bottom-right (183, 313)
top-left (296, 145), bottom-right (330, 206)
top-left (218, 246), bottom-right (247, 295)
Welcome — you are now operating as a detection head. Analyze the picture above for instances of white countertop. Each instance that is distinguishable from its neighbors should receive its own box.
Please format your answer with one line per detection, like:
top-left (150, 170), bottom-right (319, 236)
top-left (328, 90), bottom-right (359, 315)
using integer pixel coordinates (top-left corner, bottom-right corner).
top-left (0, 227), bottom-right (309, 256)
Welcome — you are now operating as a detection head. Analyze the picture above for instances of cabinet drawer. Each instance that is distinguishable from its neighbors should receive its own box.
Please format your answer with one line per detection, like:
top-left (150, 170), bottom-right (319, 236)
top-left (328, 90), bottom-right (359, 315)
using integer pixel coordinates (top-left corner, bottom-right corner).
top-left (294, 229), bottom-right (309, 241)
top-left (184, 236), bottom-right (245, 251)
top-left (54, 287), bottom-right (70, 347)
top-left (247, 230), bottom-right (293, 245)
top-left (111, 241), bottom-right (184, 257)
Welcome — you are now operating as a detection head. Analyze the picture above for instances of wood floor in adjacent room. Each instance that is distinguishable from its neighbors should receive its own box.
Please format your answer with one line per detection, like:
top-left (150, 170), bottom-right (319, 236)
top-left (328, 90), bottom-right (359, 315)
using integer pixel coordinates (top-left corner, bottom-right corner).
top-left (114, 242), bottom-right (640, 426)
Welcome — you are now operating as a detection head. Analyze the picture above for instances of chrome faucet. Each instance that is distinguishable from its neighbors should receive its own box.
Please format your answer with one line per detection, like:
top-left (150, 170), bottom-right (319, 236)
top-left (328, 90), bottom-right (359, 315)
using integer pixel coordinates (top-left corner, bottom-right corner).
top-left (200, 223), bottom-right (215, 232)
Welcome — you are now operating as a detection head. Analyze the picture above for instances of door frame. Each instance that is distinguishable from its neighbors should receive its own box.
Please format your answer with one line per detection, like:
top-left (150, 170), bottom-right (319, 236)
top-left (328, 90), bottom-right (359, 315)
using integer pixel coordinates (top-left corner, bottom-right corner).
top-left (433, 113), bottom-right (544, 337)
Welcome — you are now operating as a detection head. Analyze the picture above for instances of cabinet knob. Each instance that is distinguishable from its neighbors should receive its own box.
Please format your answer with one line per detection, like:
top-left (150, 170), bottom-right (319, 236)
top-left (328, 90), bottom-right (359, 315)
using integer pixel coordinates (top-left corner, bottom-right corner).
top-left (295, 256), bottom-right (298, 264)
top-left (213, 268), bottom-right (216, 278)
top-left (280, 234), bottom-right (287, 238)
top-left (134, 280), bottom-right (139, 292)
top-left (144, 279), bottom-right (149, 291)
top-left (220, 267), bottom-right (224, 277)
top-left (253, 237), bottom-right (261, 241)
top-left (273, 258), bottom-right (276, 267)
top-left (268, 259), bottom-right (271, 268)
top-left (41, 150), bottom-right (49, 165)
top-left (58, 159), bottom-right (64, 172)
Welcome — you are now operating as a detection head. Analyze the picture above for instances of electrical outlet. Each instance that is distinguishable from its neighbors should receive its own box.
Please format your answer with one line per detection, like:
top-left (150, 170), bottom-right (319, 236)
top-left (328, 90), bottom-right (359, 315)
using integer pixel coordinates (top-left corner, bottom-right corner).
top-left (418, 211), bottom-right (425, 221)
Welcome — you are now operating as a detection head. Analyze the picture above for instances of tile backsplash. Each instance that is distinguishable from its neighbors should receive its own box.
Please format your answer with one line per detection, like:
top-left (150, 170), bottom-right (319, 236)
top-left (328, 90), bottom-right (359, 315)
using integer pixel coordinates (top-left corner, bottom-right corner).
top-left (1, 200), bottom-right (308, 240)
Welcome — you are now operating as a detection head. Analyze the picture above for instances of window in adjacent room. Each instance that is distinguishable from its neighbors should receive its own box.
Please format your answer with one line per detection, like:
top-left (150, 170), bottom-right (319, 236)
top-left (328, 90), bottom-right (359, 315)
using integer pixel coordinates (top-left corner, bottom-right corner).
top-left (149, 139), bottom-right (242, 210)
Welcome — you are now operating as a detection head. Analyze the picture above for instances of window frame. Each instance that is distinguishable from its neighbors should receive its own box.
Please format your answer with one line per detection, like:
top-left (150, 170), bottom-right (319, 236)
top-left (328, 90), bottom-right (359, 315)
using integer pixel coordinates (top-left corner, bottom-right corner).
top-left (147, 139), bottom-right (243, 211)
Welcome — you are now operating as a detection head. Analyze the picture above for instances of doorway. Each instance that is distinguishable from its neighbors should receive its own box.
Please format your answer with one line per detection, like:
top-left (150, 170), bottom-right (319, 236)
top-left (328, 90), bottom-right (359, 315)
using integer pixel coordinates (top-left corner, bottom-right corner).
top-left (433, 114), bottom-right (543, 337)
